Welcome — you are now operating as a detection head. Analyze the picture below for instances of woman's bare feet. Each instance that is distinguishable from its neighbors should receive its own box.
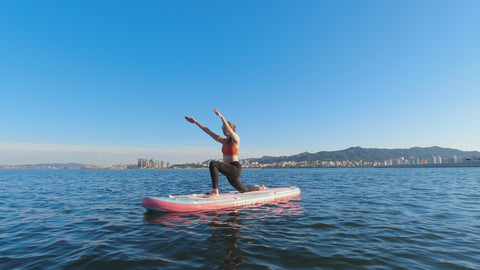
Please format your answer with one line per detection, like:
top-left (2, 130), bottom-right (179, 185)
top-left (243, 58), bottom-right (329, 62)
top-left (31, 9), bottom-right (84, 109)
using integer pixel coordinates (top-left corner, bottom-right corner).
top-left (259, 184), bottom-right (268, 191)
top-left (206, 189), bottom-right (219, 199)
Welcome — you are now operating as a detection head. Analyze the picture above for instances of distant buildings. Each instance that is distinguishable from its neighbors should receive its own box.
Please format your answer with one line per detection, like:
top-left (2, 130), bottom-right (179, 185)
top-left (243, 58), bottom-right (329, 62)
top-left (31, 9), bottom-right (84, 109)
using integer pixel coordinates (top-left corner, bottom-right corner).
top-left (1, 154), bottom-right (478, 170)
top-left (0, 158), bottom-right (173, 170)
top-left (240, 155), bottom-right (480, 168)
top-left (137, 158), bottom-right (171, 169)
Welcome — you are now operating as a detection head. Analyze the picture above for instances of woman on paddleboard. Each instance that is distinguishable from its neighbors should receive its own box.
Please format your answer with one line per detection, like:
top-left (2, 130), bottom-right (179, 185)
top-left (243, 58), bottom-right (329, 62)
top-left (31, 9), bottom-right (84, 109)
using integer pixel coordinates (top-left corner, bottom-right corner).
top-left (185, 108), bottom-right (267, 198)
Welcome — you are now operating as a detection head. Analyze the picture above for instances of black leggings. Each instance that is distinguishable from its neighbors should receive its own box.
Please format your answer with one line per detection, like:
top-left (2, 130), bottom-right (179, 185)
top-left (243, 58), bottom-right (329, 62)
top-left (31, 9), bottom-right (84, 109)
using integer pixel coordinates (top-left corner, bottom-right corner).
top-left (209, 161), bottom-right (260, 193)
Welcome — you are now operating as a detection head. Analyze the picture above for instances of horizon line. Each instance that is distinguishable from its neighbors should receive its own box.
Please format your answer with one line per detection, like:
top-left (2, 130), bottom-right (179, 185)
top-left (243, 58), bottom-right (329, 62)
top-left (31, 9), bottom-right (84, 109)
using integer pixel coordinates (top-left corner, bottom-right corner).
top-left (1, 142), bottom-right (479, 166)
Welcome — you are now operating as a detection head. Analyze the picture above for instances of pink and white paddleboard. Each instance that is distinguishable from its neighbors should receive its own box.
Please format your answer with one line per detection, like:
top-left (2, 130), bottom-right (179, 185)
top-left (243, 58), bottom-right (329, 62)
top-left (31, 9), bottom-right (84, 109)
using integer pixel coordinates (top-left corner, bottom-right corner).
top-left (141, 186), bottom-right (301, 212)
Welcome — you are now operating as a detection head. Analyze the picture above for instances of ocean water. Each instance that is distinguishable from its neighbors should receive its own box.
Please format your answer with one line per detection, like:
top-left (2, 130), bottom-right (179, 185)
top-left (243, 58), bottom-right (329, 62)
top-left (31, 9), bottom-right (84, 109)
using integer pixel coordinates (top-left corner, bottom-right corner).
top-left (1, 168), bottom-right (480, 269)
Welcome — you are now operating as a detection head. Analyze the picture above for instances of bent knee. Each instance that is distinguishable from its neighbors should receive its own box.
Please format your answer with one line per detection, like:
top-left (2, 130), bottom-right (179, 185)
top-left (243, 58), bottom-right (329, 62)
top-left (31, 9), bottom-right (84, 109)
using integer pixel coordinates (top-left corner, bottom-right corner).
top-left (209, 160), bottom-right (219, 168)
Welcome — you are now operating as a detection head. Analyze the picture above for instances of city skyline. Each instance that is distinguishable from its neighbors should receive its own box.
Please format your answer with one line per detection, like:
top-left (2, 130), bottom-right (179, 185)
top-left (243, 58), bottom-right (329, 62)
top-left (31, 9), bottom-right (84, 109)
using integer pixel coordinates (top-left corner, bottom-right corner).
top-left (1, 145), bottom-right (479, 168)
top-left (2, 1), bottom-right (480, 165)
top-left (2, 148), bottom-right (478, 169)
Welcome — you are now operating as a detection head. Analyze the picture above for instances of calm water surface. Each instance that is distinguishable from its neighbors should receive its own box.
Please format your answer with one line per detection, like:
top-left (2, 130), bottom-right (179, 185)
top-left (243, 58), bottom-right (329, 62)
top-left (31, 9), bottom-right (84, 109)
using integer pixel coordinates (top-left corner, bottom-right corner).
top-left (1, 168), bottom-right (480, 269)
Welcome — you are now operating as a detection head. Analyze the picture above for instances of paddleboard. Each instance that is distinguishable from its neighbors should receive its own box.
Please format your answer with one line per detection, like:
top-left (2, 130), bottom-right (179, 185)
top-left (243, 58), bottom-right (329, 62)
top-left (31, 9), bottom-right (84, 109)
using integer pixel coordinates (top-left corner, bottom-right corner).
top-left (141, 186), bottom-right (301, 212)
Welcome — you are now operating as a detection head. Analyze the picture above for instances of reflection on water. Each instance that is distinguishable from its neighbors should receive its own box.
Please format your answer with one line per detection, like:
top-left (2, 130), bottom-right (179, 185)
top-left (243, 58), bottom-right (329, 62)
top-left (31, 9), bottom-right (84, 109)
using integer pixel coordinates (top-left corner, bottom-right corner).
top-left (207, 211), bottom-right (244, 268)
top-left (144, 211), bottom-right (213, 227)
top-left (143, 198), bottom-right (303, 269)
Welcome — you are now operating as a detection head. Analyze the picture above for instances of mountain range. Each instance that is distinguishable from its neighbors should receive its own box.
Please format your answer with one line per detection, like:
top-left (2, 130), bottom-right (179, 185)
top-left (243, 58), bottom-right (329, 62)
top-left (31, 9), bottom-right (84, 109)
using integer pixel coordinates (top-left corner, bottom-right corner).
top-left (247, 146), bottom-right (480, 164)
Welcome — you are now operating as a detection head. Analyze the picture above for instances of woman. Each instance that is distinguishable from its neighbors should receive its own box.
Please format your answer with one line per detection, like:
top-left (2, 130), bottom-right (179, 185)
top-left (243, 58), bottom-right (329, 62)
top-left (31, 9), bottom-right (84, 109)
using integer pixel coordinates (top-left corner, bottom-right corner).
top-left (185, 108), bottom-right (267, 198)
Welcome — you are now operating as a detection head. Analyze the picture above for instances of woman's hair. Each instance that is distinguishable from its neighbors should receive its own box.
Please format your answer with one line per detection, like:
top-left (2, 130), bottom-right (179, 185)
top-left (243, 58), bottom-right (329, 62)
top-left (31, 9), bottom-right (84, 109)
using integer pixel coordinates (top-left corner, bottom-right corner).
top-left (227, 121), bottom-right (237, 132)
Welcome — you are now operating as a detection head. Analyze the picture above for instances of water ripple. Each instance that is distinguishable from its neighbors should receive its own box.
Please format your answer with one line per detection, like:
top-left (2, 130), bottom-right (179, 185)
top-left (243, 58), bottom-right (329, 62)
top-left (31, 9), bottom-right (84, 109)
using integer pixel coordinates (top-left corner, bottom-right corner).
top-left (1, 168), bottom-right (480, 269)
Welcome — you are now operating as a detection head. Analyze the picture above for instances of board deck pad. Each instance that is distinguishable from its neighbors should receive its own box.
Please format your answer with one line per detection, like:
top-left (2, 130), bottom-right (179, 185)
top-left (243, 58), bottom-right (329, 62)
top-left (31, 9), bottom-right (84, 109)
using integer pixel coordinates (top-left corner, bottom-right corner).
top-left (141, 186), bottom-right (301, 212)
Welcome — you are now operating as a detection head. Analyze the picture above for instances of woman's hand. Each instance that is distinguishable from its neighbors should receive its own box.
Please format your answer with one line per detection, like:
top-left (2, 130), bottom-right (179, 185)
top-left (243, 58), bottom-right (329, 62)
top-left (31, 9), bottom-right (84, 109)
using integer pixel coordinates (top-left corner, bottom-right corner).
top-left (185, 116), bottom-right (196, 124)
top-left (214, 108), bottom-right (223, 118)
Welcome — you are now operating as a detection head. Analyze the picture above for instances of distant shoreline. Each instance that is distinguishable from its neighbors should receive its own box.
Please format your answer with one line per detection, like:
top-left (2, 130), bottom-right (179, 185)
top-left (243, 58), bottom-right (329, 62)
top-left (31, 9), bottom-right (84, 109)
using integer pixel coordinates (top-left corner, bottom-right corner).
top-left (1, 163), bottom-right (479, 170)
top-left (2, 146), bottom-right (479, 170)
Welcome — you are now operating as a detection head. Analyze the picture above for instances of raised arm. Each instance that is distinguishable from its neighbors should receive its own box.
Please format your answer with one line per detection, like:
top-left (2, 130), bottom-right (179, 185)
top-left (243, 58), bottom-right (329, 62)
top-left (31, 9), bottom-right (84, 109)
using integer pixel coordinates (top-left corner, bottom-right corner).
top-left (214, 108), bottom-right (239, 142)
top-left (185, 116), bottom-right (225, 143)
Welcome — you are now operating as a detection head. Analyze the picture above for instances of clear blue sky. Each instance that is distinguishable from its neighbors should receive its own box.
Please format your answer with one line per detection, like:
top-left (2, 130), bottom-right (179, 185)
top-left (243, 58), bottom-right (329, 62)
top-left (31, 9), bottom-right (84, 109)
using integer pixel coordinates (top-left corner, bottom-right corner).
top-left (1, 0), bottom-right (479, 165)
